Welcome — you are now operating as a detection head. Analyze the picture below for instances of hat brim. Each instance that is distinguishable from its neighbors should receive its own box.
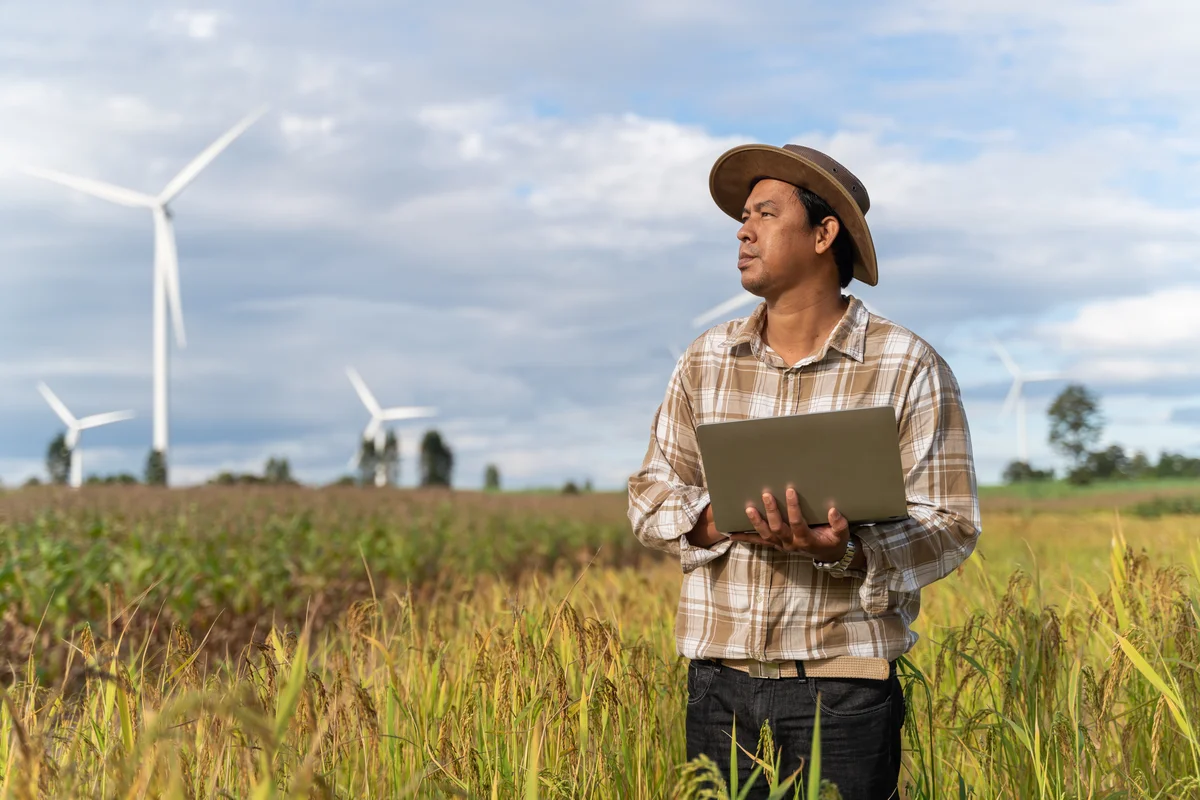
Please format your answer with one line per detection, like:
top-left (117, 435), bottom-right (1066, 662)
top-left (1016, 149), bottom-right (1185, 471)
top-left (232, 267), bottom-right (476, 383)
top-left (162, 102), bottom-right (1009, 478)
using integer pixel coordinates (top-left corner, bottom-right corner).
top-left (708, 144), bottom-right (878, 287)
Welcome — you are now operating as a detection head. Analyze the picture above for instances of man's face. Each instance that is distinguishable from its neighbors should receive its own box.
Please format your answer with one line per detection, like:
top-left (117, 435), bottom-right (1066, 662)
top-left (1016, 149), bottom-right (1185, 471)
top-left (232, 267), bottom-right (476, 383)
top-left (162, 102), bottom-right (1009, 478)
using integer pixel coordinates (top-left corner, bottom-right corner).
top-left (736, 178), bottom-right (821, 298)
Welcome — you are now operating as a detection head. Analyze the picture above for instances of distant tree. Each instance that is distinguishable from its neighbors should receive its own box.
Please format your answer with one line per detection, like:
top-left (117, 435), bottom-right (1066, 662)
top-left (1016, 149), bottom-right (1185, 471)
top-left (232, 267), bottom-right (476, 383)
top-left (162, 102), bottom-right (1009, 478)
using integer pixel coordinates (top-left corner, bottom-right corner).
top-left (1127, 450), bottom-right (1153, 480)
top-left (562, 480), bottom-right (580, 495)
top-left (1154, 451), bottom-right (1200, 479)
top-left (23, 476), bottom-right (42, 488)
top-left (330, 475), bottom-right (357, 487)
top-left (85, 473), bottom-right (139, 486)
top-left (46, 432), bottom-right (70, 486)
top-left (356, 431), bottom-right (399, 487)
top-left (264, 456), bottom-right (295, 485)
top-left (356, 438), bottom-right (378, 486)
top-left (583, 478), bottom-right (594, 492)
top-left (1079, 444), bottom-right (1131, 482)
top-left (145, 449), bottom-right (168, 486)
top-left (208, 470), bottom-right (265, 486)
top-left (382, 430), bottom-right (399, 486)
top-left (419, 430), bottom-right (453, 487)
top-left (484, 463), bottom-right (501, 491)
top-left (1002, 460), bottom-right (1054, 484)
top-left (1047, 384), bottom-right (1103, 468)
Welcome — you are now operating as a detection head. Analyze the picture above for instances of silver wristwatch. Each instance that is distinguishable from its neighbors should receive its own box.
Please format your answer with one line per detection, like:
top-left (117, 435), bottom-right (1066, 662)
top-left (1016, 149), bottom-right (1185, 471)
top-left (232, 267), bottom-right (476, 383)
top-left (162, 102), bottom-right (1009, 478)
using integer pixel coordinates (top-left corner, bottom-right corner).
top-left (813, 536), bottom-right (857, 578)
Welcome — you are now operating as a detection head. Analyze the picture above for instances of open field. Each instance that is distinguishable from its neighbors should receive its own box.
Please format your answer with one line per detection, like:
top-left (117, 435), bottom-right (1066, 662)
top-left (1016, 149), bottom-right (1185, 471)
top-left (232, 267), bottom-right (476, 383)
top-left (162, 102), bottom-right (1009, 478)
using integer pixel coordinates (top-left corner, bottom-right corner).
top-left (1, 486), bottom-right (1198, 798)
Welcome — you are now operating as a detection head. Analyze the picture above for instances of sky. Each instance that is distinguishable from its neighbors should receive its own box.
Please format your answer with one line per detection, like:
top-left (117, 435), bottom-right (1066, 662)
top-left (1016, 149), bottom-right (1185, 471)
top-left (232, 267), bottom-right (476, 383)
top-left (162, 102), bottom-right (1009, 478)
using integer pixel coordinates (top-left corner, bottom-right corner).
top-left (3, 1), bottom-right (1200, 489)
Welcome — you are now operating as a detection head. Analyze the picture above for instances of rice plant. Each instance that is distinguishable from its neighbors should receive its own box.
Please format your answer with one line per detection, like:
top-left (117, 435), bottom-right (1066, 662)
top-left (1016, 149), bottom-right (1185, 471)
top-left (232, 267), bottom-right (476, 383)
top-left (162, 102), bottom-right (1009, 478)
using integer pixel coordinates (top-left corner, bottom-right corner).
top-left (0, 488), bottom-right (1197, 798)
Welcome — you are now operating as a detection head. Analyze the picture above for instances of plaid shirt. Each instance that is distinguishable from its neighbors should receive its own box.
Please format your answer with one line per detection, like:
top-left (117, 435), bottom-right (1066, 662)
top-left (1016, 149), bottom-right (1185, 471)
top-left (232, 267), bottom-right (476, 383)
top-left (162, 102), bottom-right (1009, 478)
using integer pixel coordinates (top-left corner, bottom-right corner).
top-left (628, 295), bottom-right (980, 662)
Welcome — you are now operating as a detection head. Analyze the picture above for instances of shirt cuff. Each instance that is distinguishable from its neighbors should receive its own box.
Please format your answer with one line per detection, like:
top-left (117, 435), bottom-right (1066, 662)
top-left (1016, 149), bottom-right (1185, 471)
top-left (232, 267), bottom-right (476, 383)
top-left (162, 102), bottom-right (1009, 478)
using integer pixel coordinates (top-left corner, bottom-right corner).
top-left (853, 525), bottom-right (891, 616)
top-left (676, 489), bottom-right (732, 573)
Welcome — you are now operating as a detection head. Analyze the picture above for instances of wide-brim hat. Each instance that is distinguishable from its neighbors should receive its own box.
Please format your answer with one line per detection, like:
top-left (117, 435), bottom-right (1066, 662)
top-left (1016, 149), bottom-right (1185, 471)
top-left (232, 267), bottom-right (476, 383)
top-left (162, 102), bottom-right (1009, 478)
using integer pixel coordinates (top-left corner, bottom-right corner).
top-left (708, 143), bottom-right (878, 286)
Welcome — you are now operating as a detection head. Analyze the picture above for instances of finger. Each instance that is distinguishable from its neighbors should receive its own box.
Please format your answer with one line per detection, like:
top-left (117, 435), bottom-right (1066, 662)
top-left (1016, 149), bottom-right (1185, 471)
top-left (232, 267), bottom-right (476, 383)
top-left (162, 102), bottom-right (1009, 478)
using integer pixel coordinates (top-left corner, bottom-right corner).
top-left (827, 508), bottom-right (850, 537)
top-left (781, 487), bottom-right (811, 551)
top-left (785, 486), bottom-right (804, 529)
top-left (761, 493), bottom-right (785, 536)
top-left (744, 505), bottom-right (776, 542)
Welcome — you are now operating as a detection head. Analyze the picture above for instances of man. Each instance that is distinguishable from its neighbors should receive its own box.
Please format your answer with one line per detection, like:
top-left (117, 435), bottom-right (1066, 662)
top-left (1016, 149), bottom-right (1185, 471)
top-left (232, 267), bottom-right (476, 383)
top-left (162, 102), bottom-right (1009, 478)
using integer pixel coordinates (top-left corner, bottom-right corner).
top-left (627, 143), bottom-right (980, 799)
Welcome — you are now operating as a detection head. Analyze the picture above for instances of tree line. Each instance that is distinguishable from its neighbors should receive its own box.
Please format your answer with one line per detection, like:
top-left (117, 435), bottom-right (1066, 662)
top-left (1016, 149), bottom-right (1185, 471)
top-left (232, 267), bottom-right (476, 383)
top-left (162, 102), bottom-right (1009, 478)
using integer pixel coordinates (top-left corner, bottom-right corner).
top-left (1004, 383), bottom-right (1200, 485)
top-left (23, 427), bottom-right (601, 492)
top-left (31, 428), bottom-right (482, 489)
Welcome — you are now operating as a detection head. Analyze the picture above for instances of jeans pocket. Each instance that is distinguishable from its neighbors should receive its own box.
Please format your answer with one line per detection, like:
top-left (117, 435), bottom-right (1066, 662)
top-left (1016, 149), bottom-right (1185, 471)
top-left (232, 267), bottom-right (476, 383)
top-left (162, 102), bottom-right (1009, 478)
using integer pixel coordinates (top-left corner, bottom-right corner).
top-left (687, 661), bottom-right (718, 706)
top-left (808, 675), bottom-right (895, 718)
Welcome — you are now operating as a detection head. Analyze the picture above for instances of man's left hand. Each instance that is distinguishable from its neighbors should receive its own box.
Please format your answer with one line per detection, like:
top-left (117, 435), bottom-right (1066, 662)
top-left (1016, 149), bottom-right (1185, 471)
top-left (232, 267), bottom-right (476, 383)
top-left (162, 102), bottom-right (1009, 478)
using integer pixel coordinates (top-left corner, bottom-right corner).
top-left (730, 487), bottom-right (850, 562)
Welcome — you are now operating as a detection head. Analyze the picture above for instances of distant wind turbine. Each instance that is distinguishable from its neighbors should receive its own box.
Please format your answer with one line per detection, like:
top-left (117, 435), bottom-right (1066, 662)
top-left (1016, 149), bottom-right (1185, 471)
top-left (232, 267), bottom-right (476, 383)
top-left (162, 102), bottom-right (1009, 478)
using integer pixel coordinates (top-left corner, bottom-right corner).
top-left (990, 337), bottom-right (1062, 464)
top-left (23, 106), bottom-right (269, 484)
top-left (37, 382), bottom-right (134, 489)
top-left (346, 366), bottom-right (437, 487)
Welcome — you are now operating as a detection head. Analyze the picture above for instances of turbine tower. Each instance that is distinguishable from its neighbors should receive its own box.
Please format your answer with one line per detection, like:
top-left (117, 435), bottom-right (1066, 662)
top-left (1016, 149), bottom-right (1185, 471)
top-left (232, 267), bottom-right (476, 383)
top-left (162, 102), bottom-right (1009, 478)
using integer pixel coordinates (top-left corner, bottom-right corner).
top-left (23, 107), bottom-right (268, 485)
top-left (37, 382), bottom-right (134, 488)
top-left (990, 337), bottom-right (1062, 464)
top-left (692, 289), bottom-right (883, 328)
top-left (346, 366), bottom-right (437, 488)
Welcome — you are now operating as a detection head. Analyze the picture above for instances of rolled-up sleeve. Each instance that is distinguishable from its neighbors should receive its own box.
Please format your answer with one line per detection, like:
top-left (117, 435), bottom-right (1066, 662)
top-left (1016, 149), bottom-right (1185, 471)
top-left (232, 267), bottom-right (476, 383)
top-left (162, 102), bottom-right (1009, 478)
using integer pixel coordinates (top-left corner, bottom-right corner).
top-left (627, 358), bottom-right (732, 572)
top-left (854, 354), bottom-right (982, 615)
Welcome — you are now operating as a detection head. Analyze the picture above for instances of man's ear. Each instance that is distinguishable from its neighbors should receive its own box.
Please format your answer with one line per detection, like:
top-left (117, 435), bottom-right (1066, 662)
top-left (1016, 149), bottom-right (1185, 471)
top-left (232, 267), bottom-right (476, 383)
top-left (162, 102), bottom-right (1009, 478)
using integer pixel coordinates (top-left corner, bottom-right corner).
top-left (813, 216), bottom-right (840, 255)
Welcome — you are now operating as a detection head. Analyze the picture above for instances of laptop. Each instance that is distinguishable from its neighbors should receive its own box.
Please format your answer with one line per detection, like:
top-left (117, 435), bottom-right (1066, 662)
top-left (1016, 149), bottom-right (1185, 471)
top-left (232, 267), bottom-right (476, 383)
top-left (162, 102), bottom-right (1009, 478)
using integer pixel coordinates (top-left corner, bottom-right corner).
top-left (695, 405), bottom-right (909, 533)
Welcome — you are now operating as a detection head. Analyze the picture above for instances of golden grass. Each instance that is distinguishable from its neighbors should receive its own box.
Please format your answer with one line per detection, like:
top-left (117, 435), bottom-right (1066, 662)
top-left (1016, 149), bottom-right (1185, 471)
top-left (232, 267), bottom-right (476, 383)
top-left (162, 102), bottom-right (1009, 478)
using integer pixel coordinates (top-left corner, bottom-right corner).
top-left (0, 491), bottom-right (1198, 798)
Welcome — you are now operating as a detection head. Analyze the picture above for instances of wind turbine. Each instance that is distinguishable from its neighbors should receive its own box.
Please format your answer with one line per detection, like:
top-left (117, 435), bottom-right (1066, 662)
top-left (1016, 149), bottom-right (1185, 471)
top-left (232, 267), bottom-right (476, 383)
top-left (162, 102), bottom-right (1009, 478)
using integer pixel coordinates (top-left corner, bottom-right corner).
top-left (346, 366), bottom-right (437, 488)
top-left (990, 337), bottom-right (1062, 464)
top-left (37, 382), bottom-right (134, 489)
top-left (23, 106), bottom-right (268, 485)
top-left (692, 290), bottom-right (884, 328)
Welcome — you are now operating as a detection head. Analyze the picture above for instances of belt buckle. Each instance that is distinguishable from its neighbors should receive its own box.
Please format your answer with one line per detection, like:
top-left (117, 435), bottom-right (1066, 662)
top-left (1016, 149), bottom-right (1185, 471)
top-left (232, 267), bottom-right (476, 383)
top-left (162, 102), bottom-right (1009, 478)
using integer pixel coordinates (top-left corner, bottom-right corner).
top-left (747, 660), bottom-right (780, 679)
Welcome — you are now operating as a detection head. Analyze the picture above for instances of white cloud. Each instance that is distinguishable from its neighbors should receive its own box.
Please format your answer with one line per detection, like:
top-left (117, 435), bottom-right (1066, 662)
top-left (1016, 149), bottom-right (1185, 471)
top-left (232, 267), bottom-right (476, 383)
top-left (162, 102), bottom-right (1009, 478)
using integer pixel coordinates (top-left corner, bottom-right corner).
top-left (173, 10), bottom-right (225, 40)
top-left (878, 1), bottom-right (1200, 102)
top-left (278, 113), bottom-right (339, 153)
top-left (1049, 287), bottom-right (1200, 353)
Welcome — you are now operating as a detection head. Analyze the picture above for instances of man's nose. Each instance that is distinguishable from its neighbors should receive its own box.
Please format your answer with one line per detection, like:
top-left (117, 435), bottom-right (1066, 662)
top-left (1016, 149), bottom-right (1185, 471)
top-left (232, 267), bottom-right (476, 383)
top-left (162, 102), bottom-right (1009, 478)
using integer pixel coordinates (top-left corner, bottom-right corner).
top-left (737, 220), bottom-right (754, 243)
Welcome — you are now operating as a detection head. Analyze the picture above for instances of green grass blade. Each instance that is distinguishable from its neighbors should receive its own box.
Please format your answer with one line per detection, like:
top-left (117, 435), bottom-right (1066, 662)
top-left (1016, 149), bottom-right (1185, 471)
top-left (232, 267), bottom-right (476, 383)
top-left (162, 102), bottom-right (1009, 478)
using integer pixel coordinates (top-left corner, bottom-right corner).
top-left (806, 699), bottom-right (821, 800)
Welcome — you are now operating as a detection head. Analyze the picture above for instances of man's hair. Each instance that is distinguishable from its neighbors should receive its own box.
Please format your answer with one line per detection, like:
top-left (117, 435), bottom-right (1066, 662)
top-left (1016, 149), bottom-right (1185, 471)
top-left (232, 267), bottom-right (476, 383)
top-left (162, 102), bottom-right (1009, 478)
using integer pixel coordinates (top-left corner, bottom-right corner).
top-left (795, 186), bottom-right (856, 289)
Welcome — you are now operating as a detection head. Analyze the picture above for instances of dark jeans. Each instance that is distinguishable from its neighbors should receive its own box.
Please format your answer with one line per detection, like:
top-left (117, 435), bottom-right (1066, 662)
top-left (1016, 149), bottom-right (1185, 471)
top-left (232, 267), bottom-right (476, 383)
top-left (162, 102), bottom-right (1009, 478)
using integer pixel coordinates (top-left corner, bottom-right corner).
top-left (685, 659), bottom-right (905, 800)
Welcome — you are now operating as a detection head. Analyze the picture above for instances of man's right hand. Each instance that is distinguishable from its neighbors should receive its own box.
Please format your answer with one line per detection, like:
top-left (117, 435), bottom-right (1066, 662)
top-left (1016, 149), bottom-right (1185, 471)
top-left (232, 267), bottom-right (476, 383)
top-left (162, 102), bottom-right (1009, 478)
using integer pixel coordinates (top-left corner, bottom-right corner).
top-left (685, 504), bottom-right (727, 549)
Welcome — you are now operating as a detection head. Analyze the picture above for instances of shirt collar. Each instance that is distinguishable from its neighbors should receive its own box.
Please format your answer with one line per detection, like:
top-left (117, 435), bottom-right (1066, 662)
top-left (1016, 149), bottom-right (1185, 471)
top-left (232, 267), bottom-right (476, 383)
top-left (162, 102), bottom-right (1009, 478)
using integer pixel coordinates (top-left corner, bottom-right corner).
top-left (719, 294), bottom-right (869, 365)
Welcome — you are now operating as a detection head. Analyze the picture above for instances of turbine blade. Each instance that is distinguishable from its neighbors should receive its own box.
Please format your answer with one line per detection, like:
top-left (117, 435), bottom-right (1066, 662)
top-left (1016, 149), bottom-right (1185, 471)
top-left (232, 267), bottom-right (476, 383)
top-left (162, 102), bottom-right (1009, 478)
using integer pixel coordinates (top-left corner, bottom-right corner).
top-left (346, 367), bottom-right (382, 416)
top-left (79, 410), bottom-right (136, 429)
top-left (692, 292), bottom-right (757, 328)
top-left (364, 417), bottom-right (381, 443)
top-left (1000, 379), bottom-right (1022, 419)
top-left (155, 209), bottom-right (187, 347)
top-left (65, 428), bottom-right (80, 450)
top-left (988, 335), bottom-right (1020, 378)
top-left (158, 106), bottom-right (268, 204)
top-left (380, 406), bottom-right (437, 421)
top-left (22, 167), bottom-right (156, 208)
top-left (37, 381), bottom-right (77, 426)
